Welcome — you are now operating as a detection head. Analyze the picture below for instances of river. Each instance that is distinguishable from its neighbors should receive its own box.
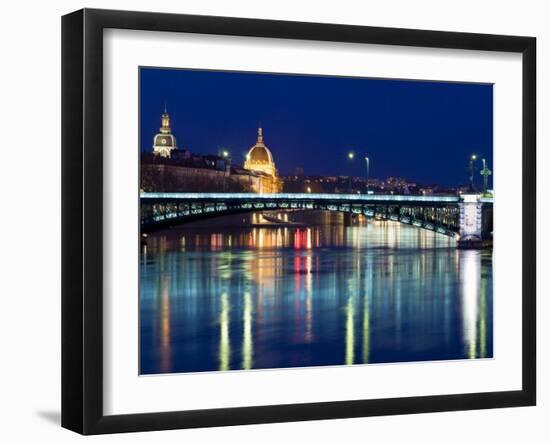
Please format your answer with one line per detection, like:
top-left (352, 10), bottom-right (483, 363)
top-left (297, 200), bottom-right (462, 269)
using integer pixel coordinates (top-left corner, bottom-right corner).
top-left (139, 211), bottom-right (493, 375)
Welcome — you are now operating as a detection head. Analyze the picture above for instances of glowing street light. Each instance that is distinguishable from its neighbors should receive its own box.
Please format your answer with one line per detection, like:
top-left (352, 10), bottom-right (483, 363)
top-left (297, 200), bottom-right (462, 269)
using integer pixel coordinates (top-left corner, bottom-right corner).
top-left (220, 149), bottom-right (231, 192)
top-left (347, 152), bottom-right (355, 192)
top-left (365, 156), bottom-right (370, 194)
top-left (468, 153), bottom-right (477, 192)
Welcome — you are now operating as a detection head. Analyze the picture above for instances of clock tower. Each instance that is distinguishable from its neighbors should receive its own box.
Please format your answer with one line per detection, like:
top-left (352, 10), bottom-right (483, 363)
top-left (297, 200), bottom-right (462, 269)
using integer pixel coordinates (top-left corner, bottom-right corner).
top-left (152, 105), bottom-right (177, 158)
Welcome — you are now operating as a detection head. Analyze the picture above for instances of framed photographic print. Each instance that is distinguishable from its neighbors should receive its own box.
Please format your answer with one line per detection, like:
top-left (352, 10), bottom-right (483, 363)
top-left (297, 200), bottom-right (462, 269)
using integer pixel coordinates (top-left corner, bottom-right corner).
top-left (62, 8), bottom-right (536, 435)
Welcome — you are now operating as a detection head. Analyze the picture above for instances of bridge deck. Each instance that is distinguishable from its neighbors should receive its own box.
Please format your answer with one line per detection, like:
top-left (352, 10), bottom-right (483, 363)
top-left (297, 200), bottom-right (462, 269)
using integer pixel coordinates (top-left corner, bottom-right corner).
top-left (141, 192), bottom-right (493, 204)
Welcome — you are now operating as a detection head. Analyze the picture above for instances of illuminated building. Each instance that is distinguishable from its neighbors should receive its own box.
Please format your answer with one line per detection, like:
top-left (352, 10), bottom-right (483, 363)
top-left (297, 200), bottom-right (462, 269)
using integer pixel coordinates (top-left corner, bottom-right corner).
top-left (152, 106), bottom-right (177, 158)
top-left (244, 126), bottom-right (282, 193)
top-left (146, 118), bottom-right (283, 193)
top-left (244, 127), bottom-right (276, 176)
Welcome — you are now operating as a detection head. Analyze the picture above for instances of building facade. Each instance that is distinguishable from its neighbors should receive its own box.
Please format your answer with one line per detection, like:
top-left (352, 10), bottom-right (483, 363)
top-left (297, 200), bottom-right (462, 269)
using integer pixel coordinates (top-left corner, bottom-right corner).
top-left (152, 107), bottom-right (177, 158)
top-left (147, 113), bottom-right (282, 193)
top-left (243, 127), bottom-right (282, 193)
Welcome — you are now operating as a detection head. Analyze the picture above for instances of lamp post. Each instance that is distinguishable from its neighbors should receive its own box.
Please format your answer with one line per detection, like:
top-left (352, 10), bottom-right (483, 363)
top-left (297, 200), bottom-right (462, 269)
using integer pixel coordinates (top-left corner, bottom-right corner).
top-left (347, 151), bottom-right (354, 193)
top-left (222, 149), bottom-right (231, 191)
top-left (468, 154), bottom-right (477, 192)
top-left (364, 156), bottom-right (370, 194)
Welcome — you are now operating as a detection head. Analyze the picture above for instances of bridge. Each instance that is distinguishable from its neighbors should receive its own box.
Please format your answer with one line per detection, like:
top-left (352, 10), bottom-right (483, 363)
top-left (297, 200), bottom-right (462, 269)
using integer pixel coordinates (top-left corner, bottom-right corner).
top-left (141, 192), bottom-right (493, 246)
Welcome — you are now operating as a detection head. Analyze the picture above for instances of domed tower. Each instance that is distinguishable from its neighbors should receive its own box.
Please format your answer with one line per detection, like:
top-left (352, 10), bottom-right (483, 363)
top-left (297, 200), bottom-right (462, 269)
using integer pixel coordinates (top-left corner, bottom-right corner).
top-left (152, 105), bottom-right (177, 158)
top-left (244, 126), bottom-right (278, 177)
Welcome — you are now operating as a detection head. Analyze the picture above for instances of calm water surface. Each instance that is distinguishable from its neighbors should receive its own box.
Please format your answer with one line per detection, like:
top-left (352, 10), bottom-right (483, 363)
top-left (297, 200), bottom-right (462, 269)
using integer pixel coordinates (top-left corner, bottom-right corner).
top-left (140, 213), bottom-right (493, 374)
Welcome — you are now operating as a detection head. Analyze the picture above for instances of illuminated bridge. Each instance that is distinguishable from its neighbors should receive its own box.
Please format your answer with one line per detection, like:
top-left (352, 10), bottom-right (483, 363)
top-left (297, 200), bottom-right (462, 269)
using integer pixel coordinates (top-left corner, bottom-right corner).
top-left (140, 192), bottom-right (493, 245)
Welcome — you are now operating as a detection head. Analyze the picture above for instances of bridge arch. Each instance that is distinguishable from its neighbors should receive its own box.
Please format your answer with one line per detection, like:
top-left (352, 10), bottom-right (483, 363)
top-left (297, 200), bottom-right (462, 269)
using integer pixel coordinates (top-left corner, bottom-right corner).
top-left (140, 195), bottom-right (462, 238)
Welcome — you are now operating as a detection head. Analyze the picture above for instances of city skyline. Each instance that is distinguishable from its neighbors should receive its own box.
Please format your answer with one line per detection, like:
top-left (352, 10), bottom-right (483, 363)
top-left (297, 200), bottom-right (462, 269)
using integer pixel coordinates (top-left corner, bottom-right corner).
top-left (140, 67), bottom-right (493, 187)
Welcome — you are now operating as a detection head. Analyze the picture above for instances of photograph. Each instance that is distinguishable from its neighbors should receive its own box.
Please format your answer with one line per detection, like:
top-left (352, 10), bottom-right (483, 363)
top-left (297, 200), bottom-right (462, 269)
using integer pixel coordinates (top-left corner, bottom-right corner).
top-left (138, 67), bottom-right (494, 375)
top-left (0, 0), bottom-right (543, 439)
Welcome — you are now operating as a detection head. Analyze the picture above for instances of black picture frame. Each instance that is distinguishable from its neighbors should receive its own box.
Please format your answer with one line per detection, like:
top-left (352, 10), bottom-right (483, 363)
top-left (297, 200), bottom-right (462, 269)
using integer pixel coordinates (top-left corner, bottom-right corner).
top-left (62, 8), bottom-right (536, 435)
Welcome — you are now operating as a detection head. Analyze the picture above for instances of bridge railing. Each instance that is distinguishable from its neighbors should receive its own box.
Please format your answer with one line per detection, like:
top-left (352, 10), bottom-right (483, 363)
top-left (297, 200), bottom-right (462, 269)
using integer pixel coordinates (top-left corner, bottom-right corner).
top-left (140, 192), bottom-right (470, 203)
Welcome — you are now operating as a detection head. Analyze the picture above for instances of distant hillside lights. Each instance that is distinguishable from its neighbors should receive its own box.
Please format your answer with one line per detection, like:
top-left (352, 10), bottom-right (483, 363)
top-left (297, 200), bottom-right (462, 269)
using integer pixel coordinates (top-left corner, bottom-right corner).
top-left (152, 106), bottom-right (177, 158)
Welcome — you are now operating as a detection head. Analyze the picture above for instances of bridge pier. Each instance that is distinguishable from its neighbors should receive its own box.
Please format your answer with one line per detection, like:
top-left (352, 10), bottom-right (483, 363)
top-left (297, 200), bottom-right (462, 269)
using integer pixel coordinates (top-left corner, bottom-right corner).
top-left (343, 211), bottom-right (354, 226)
top-left (457, 193), bottom-right (493, 249)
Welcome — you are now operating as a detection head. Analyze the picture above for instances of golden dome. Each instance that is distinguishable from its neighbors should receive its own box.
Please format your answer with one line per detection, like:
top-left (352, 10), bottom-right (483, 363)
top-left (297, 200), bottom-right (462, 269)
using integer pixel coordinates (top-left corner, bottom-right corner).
top-left (248, 145), bottom-right (273, 164)
top-left (244, 127), bottom-right (277, 177)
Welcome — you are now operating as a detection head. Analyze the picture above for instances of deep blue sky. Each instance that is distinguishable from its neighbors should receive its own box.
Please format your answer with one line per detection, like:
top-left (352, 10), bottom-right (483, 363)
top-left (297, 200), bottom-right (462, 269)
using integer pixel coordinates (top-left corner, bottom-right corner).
top-left (140, 67), bottom-right (493, 187)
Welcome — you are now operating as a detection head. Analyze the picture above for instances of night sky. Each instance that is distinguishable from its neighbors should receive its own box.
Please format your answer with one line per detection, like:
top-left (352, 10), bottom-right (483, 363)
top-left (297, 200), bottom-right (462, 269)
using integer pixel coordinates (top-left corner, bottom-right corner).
top-left (140, 67), bottom-right (493, 187)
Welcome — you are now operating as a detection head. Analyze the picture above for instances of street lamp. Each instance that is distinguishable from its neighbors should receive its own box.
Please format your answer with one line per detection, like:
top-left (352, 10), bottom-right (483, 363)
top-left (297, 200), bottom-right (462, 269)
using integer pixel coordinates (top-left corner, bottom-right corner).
top-left (347, 151), bottom-right (355, 192)
top-left (220, 149), bottom-right (231, 191)
top-left (468, 154), bottom-right (477, 192)
top-left (364, 156), bottom-right (370, 194)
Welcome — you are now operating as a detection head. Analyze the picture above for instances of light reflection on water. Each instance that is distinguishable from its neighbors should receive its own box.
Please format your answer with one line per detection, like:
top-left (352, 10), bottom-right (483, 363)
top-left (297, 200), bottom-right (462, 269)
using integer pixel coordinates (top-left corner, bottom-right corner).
top-left (140, 215), bottom-right (492, 375)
